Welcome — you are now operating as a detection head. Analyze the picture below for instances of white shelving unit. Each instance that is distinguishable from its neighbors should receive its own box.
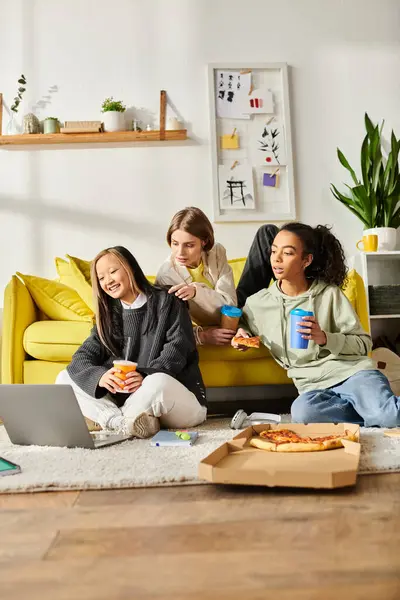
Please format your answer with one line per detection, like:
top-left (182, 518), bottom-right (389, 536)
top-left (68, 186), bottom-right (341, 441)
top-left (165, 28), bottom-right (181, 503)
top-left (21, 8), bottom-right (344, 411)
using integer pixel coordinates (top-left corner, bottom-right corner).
top-left (359, 251), bottom-right (400, 343)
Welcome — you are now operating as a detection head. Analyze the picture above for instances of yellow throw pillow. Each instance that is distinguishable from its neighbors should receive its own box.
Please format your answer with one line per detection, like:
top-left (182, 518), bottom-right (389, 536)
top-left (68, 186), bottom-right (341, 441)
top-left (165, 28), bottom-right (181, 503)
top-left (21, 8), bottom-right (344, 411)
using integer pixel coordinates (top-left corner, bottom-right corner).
top-left (17, 273), bottom-right (94, 322)
top-left (342, 269), bottom-right (369, 333)
top-left (55, 257), bottom-right (77, 288)
top-left (66, 255), bottom-right (94, 311)
top-left (67, 255), bottom-right (92, 282)
top-left (228, 257), bottom-right (246, 287)
top-left (146, 275), bottom-right (156, 284)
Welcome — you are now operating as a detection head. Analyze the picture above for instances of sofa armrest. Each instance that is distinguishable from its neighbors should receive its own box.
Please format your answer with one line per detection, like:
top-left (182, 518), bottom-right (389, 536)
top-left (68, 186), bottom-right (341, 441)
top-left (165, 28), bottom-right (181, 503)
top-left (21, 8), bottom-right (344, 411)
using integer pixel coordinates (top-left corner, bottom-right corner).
top-left (1, 276), bottom-right (37, 383)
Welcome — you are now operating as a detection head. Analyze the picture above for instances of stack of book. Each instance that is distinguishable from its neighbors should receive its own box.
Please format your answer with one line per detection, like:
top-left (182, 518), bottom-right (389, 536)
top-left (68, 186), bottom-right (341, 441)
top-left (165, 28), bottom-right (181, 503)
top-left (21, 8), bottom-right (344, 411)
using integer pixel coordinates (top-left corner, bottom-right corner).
top-left (60, 121), bottom-right (103, 134)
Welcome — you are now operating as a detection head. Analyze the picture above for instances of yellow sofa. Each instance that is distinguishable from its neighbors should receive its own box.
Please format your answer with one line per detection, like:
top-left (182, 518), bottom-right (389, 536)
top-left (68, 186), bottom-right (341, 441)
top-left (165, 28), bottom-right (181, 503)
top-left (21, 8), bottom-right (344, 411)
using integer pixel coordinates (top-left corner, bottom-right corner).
top-left (1, 257), bottom-right (369, 410)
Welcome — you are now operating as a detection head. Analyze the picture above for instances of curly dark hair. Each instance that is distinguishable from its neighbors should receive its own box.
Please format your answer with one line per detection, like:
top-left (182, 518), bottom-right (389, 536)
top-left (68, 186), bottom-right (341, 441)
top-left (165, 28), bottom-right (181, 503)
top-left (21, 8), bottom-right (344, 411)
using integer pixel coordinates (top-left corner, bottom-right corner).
top-left (279, 222), bottom-right (348, 288)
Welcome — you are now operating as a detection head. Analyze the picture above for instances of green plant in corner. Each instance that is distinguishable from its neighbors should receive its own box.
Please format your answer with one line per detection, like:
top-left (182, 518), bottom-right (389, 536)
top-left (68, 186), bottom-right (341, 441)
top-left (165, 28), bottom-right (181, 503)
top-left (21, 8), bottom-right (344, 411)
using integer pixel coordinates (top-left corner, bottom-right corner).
top-left (101, 97), bottom-right (126, 113)
top-left (331, 113), bottom-right (400, 229)
top-left (11, 74), bottom-right (27, 112)
top-left (44, 116), bottom-right (59, 121)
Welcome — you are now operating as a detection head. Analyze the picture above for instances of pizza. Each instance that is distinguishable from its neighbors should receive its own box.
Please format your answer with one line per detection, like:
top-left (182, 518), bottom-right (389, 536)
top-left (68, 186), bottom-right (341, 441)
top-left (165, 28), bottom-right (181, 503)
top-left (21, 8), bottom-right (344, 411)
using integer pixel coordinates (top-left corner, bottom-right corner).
top-left (234, 336), bottom-right (261, 348)
top-left (249, 428), bottom-right (357, 452)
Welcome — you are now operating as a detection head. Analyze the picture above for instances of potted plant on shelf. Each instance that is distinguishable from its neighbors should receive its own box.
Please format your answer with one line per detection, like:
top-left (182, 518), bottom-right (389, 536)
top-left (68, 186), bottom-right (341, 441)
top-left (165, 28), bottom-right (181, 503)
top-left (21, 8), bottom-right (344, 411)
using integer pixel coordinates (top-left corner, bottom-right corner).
top-left (43, 117), bottom-right (60, 134)
top-left (331, 113), bottom-right (400, 251)
top-left (101, 97), bottom-right (126, 132)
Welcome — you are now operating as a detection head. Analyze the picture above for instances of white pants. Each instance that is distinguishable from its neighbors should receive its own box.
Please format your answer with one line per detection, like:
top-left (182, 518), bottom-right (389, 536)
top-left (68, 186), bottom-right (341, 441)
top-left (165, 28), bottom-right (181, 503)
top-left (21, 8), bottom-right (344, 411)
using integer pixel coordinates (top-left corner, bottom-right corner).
top-left (56, 370), bottom-right (207, 430)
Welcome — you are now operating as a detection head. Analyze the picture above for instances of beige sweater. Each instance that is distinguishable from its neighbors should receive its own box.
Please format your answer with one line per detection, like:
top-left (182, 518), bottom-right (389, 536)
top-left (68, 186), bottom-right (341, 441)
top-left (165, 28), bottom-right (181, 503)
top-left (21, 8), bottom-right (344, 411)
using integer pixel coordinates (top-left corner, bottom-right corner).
top-left (155, 243), bottom-right (237, 326)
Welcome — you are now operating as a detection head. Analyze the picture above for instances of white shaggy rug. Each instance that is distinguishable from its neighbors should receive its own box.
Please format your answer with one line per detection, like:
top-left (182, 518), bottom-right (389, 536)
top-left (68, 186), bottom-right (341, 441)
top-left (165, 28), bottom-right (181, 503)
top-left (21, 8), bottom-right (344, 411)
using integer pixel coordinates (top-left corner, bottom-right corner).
top-left (0, 419), bottom-right (399, 493)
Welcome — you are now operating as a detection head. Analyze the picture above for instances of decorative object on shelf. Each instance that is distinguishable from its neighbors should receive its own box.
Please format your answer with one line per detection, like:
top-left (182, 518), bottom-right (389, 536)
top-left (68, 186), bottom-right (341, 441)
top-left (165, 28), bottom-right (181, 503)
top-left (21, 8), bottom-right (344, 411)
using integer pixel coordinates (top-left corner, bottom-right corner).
top-left (101, 96), bottom-right (126, 132)
top-left (331, 113), bottom-right (400, 251)
top-left (208, 63), bottom-right (295, 223)
top-left (23, 113), bottom-right (40, 134)
top-left (166, 116), bottom-right (184, 130)
top-left (6, 73), bottom-right (27, 135)
top-left (43, 117), bottom-right (60, 134)
top-left (61, 121), bottom-right (102, 133)
top-left (356, 234), bottom-right (378, 252)
top-left (10, 74), bottom-right (27, 114)
top-left (132, 119), bottom-right (142, 132)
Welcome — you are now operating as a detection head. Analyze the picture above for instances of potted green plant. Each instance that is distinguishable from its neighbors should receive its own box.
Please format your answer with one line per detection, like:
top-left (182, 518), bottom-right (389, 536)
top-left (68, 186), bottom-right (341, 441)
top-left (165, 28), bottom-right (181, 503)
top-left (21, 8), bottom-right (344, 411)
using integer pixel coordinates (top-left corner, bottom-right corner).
top-left (331, 113), bottom-right (400, 251)
top-left (101, 97), bottom-right (126, 132)
top-left (43, 117), bottom-right (60, 134)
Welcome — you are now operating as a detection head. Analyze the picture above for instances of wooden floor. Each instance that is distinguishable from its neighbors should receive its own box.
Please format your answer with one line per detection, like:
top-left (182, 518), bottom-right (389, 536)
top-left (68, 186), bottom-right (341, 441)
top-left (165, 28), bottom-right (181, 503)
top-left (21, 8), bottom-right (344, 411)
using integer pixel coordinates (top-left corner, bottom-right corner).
top-left (0, 475), bottom-right (399, 600)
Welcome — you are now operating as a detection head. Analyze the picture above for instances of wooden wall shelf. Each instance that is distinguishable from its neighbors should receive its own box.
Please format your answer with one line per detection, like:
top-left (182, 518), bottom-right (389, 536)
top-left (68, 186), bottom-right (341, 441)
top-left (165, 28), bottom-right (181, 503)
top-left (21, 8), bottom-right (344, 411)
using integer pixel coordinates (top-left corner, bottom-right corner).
top-left (0, 129), bottom-right (187, 146)
top-left (0, 90), bottom-right (187, 147)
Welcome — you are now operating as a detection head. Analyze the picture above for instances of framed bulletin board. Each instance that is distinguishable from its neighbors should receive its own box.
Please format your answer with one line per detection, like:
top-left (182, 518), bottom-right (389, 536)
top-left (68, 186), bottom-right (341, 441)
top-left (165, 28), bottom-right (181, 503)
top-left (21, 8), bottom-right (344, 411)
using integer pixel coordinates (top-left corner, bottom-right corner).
top-left (208, 63), bottom-right (296, 223)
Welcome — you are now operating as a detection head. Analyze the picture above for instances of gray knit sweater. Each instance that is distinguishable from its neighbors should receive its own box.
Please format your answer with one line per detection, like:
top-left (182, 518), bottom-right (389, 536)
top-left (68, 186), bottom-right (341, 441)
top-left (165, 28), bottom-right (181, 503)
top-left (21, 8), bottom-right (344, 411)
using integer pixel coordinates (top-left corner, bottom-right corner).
top-left (67, 291), bottom-right (206, 405)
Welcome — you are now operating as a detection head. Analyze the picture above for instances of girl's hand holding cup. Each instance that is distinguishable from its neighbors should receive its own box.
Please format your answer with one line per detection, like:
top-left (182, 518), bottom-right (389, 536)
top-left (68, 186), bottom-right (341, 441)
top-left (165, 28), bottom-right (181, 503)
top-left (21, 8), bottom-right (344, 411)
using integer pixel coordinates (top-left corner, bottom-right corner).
top-left (121, 370), bottom-right (143, 393)
top-left (99, 367), bottom-right (125, 394)
top-left (297, 316), bottom-right (327, 346)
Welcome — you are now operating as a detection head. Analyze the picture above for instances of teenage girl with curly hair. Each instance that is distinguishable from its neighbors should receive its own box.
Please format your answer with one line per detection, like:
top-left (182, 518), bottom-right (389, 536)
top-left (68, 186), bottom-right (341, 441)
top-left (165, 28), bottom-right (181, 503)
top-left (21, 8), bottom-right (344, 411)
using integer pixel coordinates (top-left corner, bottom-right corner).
top-left (234, 222), bottom-right (400, 428)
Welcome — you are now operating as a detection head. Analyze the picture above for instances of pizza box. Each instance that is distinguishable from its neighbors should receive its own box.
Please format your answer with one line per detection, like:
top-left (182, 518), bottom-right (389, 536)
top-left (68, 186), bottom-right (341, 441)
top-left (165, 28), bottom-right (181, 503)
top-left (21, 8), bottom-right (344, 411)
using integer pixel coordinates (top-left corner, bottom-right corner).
top-left (198, 423), bottom-right (360, 489)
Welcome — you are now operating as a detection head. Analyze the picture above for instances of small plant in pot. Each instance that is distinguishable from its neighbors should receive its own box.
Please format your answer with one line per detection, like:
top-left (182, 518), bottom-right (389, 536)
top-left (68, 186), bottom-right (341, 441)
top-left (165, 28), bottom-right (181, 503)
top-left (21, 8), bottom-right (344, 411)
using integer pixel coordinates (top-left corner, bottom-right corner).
top-left (101, 97), bottom-right (126, 132)
top-left (331, 113), bottom-right (400, 251)
top-left (43, 117), bottom-right (60, 134)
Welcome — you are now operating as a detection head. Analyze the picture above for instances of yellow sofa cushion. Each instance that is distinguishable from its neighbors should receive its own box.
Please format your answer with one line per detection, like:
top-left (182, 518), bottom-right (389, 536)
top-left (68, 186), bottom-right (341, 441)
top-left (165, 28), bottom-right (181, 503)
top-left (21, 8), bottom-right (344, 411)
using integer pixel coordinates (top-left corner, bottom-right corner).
top-left (67, 255), bottom-right (92, 282)
top-left (342, 269), bottom-right (369, 333)
top-left (23, 321), bottom-right (93, 361)
top-left (228, 257), bottom-right (246, 287)
top-left (24, 360), bottom-right (69, 385)
top-left (66, 255), bottom-right (94, 312)
top-left (16, 273), bottom-right (94, 322)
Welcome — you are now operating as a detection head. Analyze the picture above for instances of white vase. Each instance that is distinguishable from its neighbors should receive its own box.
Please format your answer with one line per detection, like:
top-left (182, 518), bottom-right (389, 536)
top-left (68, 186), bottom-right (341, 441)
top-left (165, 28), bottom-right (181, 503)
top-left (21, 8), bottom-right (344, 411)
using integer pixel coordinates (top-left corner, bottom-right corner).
top-left (364, 227), bottom-right (397, 251)
top-left (102, 111), bottom-right (125, 132)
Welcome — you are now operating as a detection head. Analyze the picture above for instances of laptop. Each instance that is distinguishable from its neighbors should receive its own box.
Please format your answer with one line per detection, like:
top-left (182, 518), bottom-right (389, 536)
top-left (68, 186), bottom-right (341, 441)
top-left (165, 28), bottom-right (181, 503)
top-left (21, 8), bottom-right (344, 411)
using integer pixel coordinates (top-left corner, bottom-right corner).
top-left (0, 384), bottom-right (132, 449)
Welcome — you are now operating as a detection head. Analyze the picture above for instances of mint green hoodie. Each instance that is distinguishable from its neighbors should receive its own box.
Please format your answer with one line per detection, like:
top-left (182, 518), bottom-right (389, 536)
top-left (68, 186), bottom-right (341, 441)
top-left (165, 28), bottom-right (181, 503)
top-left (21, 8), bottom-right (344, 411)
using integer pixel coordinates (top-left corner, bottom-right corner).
top-left (243, 280), bottom-right (374, 393)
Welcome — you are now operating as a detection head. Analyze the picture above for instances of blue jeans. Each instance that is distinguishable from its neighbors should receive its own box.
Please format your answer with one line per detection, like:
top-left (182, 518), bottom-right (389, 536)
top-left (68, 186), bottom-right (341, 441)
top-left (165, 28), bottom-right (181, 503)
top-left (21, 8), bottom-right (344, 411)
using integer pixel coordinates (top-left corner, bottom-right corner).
top-left (291, 369), bottom-right (400, 428)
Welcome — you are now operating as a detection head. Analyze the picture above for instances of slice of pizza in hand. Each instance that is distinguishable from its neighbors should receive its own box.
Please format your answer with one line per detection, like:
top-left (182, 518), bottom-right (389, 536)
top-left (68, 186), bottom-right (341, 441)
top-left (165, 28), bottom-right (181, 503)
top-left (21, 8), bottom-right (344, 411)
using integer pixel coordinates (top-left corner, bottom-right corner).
top-left (233, 335), bottom-right (261, 348)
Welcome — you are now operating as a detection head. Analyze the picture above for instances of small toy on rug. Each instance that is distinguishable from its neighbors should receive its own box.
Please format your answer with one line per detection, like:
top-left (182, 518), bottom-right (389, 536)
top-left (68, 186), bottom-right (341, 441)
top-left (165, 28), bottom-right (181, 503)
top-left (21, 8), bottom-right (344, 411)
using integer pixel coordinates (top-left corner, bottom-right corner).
top-left (150, 430), bottom-right (198, 447)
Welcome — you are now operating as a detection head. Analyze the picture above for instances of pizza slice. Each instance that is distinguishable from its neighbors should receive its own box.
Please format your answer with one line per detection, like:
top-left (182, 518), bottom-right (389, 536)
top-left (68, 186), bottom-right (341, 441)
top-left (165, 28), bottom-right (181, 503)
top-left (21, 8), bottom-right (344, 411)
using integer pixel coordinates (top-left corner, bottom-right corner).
top-left (233, 335), bottom-right (261, 348)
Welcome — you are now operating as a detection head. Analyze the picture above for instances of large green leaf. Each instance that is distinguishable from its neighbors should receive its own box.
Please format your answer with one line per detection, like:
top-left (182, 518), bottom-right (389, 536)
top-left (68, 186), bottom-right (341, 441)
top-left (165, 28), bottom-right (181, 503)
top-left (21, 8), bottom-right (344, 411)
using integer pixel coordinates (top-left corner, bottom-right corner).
top-left (360, 134), bottom-right (370, 194)
top-left (365, 113), bottom-right (375, 137)
top-left (337, 149), bottom-right (359, 186)
top-left (330, 184), bottom-right (370, 227)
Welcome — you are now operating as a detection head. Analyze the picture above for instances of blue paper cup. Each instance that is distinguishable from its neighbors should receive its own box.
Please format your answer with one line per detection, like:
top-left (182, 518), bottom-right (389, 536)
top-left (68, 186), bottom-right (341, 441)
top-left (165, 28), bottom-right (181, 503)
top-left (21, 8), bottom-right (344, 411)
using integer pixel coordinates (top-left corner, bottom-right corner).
top-left (290, 309), bottom-right (314, 349)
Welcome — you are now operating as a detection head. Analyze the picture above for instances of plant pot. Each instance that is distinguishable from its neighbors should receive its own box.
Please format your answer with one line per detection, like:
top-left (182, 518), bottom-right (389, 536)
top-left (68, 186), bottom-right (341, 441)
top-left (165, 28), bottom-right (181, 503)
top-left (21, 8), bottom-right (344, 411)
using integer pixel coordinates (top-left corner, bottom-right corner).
top-left (43, 120), bottom-right (60, 134)
top-left (364, 227), bottom-right (397, 251)
top-left (102, 111), bottom-right (125, 132)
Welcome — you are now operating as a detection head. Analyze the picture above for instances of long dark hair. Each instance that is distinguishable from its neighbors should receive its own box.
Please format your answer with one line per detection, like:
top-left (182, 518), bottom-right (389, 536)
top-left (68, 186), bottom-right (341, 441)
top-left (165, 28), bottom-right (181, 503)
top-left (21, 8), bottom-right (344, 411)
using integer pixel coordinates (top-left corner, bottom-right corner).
top-left (279, 222), bottom-right (348, 287)
top-left (91, 246), bottom-right (161, 356)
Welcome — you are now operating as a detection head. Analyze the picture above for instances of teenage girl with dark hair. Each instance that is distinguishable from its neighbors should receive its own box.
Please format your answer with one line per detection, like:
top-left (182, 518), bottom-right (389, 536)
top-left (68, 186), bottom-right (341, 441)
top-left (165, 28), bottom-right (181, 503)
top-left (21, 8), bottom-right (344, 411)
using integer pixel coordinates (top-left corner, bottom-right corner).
top-left (56, 246), bottom-right (207, 437)
top-left (233, 222), bottom-right (400, 428)
top-left (156, 207), bottom-right (237, 346)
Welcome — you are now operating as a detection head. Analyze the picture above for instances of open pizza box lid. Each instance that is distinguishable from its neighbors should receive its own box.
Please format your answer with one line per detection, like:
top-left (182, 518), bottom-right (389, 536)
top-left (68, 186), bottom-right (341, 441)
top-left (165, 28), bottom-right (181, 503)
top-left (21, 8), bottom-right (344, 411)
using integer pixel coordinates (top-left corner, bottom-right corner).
top-left (198, 423), bottom-right (360, 489)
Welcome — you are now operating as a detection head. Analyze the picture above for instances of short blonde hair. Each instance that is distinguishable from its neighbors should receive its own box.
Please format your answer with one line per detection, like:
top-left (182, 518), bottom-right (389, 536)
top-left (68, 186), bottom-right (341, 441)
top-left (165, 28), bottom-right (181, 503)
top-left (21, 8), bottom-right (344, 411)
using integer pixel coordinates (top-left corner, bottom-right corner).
top-left (166, 207), bottom-right (215, 252)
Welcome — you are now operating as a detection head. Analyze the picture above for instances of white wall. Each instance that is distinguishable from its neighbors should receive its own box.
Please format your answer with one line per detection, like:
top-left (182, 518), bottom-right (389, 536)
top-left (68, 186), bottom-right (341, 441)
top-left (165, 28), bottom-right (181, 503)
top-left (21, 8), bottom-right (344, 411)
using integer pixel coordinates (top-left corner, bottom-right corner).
top-left (1, 0), bottom-right (400, 301)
